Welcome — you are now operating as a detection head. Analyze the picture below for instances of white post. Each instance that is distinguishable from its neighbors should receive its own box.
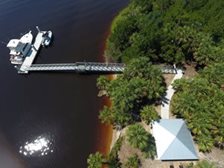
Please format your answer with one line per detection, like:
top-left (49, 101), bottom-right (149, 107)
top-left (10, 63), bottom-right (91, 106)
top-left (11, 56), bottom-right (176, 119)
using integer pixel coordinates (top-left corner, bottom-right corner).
top-left (36, 26), bottom-right (41, 33)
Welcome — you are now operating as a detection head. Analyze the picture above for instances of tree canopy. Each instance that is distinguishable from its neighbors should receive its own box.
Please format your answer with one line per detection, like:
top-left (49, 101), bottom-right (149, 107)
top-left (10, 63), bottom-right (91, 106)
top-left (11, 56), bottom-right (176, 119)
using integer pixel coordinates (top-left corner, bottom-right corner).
top-left (124, 154), bottom-right (140, 168)
top-left (97, 57), bottom-right (165, 127)
top-left (140, 105), bottom-right (160, 124)
top-left (87, 152), bottom-right (104, 168)
top-left (171, 75), bottom-right (224, 152)
top-left (126, 124), bottom-right (156, 158)
top-left (106, 0), bottom-right (224, 66)
top-left (95, 2), bottom-right (224, 166)
top-left (187, 160), bottom-right (217, 168)
top-left (200, 63), bottom-right (224, 88)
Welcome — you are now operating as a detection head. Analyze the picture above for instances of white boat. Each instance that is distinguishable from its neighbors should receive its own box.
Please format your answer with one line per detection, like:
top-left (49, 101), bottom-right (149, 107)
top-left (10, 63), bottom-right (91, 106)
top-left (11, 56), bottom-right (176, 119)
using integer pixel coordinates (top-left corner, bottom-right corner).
top-left (7, 31), bottom-right (33, 65)
top-left (42, 31), bottom-right (52, 47)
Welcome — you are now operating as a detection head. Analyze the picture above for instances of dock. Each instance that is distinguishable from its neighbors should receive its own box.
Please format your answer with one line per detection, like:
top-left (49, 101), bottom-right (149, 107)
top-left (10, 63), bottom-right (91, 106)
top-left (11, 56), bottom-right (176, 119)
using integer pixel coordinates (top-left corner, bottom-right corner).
top-left (23, 62), bottom-right (125, 73)
top-left (19, 31), bottom-right (45, 73)
top-left (7, 26), bottom-right (177, 74)
top-left (19, 61), bottom-right (177, 74)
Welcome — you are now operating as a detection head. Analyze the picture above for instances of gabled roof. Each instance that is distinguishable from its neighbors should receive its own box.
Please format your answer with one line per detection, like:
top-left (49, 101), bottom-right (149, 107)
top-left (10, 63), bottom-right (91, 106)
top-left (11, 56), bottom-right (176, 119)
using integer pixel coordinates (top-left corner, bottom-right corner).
top-left (152, 119), bottom-right (198, 160)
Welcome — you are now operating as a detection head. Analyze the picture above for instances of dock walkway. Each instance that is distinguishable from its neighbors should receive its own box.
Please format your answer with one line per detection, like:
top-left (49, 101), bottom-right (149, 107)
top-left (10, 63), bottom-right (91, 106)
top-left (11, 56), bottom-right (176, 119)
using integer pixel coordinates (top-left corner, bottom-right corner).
top-left (19, 61), bottom-right (177, 74)
top-left (26, 62), bottom-right (125, 73)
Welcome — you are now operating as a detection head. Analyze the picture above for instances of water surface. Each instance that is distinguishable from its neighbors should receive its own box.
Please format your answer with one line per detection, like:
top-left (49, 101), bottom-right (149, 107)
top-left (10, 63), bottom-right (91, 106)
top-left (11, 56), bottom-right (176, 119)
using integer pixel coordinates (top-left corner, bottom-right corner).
top-left (0, 0), bottom-right (128, 167)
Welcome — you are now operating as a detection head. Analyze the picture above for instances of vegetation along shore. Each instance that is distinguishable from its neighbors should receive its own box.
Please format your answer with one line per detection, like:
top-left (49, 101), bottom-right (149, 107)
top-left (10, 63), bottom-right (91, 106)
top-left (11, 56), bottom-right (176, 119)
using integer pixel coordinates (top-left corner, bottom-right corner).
top-left (88, 0), bottom-right (224, 167)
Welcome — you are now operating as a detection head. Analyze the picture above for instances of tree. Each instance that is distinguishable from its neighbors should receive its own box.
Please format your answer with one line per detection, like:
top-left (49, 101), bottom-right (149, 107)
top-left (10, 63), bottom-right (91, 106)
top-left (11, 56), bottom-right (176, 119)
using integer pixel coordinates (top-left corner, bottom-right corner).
top-left (171, 77), bottom-right (224, 152)
top-left (140, 105), bottom-right (160, 124)
top-left (126, 124), bottom-right (149, 150)
top-left (193, 160), bottom-right (217, 168)
top-left (126, 124), bottom-right (150, 151)
top-left (200, 63), bottom-right (224, 88)
top-left (97, 76), bottom-right (110, 96)
top-left (107, 137), bottom-right (123, 168)
top-left (105, 0), bottom-right (224, 66)
top-left (99, 106), bottom-right (114, 125)
top-left (97, 58), bottom-right (166, 127)
top-left (126, 124), bottom-right (156, 158)
top-left (130, 0), bottom-right (153, 13)
top-left (87, 152), bottom-right (104, 168)
top-left (106, 10), bottom-right (139, 61)
top-left (124, 154), bottom-right (140, 168)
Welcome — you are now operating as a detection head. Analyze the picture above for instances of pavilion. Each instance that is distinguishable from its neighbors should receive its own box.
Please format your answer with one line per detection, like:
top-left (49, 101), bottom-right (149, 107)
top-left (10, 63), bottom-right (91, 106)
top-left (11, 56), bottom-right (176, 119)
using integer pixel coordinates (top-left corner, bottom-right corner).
top-left (152, 119), bottom-right (198, 161)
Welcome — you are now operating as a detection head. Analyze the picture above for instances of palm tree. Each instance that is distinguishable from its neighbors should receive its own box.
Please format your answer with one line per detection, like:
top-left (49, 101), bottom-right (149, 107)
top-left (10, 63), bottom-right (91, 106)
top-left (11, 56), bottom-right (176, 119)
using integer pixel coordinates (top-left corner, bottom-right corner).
top-left (96, 76), bottom-right (110, 96)
top-left (99, 106), bottom-right (114, 125)
top-left (140, 105), bottom-right (160, 124)
top-left (87, 152), bottom-right (104, 168)
top-left (196, 134), bottom-right (214, 152)
top-left (124, 154), bottom-right (140, 168)
top-left (200, 63), bottom-right (224, 88)
top-left (126, 124), bottom-right (149, 151)
top-left (193, 160), bottom-right (217, 168)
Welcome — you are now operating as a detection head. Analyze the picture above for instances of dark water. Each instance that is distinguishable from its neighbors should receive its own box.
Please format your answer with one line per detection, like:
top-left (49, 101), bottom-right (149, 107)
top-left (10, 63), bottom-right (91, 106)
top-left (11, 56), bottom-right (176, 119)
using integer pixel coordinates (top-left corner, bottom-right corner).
top-left (0, 0), bottom-right (128, 167)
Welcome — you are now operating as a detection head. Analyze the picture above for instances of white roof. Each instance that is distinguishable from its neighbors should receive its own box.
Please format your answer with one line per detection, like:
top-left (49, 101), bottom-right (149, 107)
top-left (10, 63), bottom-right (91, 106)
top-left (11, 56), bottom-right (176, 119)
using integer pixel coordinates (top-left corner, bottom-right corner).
top-left (152, 119), bottom-right (198, 160)
top-left (7, 39), bottom-right (20, 48)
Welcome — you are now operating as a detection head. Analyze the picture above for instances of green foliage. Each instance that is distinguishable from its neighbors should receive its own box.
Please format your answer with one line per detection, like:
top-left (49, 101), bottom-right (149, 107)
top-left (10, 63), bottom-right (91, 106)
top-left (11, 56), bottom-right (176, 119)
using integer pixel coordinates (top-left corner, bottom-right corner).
top-left (97, 76), bottom-right (110, 95)
top-left (87, 152), bottom-right (104, 168)
top-left (200, 63), bottom-right (224, 88)
top-left (106, 0), bottom-right (224, 66)
top-left (192, 160), bottom-right (217, 168)
top-left (161, 25), bottom-right (223, 65)
top-left (99, 106), bottom-right (114, 125)
top-left (124, 154), bottom-right (140, 168)
top-left (126, 124), bottom-right (156, 158)
top-left (107, 137), bottom-right (123, 168)
top-left (171, 77), bottom-right (224, 152)
top-left (106, 7), bottom-right (140, 61)
top-left (127, 124), bottom-right (149, 151)
top-left (140, 105), bottom-right (160, 124)
top-left (97, 58), bottom-right (165, 127)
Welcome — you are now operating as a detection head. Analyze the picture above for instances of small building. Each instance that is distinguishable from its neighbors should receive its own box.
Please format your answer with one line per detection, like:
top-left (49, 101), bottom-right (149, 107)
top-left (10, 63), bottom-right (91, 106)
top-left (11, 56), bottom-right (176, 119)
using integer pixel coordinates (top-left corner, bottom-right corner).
top-left (152, 119), bottom-right (198, 161)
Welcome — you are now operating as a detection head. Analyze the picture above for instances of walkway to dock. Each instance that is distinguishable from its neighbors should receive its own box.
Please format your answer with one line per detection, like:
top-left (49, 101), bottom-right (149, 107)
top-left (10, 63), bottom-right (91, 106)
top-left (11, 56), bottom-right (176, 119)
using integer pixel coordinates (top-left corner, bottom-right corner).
top-left (19, 61), bottom-right (178, 74)
top-left (161, 69), bottom-right (183, 119)
top-left (24, 62), bottom-right (125, 73)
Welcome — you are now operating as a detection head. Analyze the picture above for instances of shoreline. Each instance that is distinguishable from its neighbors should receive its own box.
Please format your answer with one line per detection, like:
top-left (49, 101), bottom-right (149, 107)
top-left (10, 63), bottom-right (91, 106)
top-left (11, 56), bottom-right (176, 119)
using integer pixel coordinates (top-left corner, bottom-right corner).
top-left (106, 75), bottom-right (120, 151)
top-left (97, 4), bottom-right (128, 156)
top-left (96, 24), bottom-right (116, 155)
top-left (100, 8), bottom-right (128, 153)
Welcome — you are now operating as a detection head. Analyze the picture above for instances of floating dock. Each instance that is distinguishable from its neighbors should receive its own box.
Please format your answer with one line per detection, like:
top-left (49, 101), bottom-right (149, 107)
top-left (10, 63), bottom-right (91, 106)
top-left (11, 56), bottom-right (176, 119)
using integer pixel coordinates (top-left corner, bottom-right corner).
top-left (19, 31), bottom-right (45, 73)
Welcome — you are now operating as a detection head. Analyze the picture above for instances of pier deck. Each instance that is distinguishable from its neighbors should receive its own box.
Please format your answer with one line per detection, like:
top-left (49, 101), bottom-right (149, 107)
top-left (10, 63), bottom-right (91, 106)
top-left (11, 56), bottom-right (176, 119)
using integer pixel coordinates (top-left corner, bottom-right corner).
top-left (21, 62), bottom-right (177, 74)
top-left (19, 32), bottom-right (44, 73)
top-left (26, 62), bottom-right (125, 73)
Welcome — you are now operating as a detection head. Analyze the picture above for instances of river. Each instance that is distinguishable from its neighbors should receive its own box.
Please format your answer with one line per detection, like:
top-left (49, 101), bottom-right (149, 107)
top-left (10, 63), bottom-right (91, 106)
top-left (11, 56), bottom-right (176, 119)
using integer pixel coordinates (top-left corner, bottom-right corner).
top-left (0, 0), bottom-right (128, 167)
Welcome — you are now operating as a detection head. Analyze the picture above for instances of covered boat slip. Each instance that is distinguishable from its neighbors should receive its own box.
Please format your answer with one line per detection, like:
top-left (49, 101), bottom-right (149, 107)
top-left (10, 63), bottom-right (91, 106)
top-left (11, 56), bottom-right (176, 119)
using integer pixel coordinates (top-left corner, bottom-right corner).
top-left (152, 119), bottom-right (198, 161)
top-left (19, 31), bottom-right (45, 73)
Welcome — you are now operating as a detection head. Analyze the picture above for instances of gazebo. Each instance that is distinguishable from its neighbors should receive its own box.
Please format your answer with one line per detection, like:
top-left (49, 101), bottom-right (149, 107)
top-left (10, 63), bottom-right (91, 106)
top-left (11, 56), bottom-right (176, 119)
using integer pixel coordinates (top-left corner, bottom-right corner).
top-left (152, 119), bottom-right (198, 161)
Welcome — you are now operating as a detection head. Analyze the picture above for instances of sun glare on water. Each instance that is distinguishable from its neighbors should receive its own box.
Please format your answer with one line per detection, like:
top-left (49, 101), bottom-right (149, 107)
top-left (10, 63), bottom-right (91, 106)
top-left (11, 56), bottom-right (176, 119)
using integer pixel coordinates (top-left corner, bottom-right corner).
top-left (19, 135), bottom-right (53, 157)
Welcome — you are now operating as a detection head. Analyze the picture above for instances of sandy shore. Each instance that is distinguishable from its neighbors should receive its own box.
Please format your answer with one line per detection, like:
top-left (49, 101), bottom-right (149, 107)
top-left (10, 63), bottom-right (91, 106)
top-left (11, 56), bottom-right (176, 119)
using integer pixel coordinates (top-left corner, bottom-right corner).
top-left (110, 129), bottom-right (121, 150)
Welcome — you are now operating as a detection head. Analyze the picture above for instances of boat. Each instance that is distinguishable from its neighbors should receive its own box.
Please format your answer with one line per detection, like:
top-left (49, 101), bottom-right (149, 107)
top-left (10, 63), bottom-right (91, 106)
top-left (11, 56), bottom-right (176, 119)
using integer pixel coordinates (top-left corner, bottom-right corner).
top-left (42, 31), bottom-right (52, 47)
top-left (7, 27), bottom-right (53, 72)
top-left (6, 31), bottom-right (33, 65)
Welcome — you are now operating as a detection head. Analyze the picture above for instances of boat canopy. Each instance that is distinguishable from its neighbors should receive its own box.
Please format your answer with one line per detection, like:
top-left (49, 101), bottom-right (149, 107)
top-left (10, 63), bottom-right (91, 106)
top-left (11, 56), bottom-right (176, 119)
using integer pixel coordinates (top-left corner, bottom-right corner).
top-left (7, 39), bottom-right (20, 48)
